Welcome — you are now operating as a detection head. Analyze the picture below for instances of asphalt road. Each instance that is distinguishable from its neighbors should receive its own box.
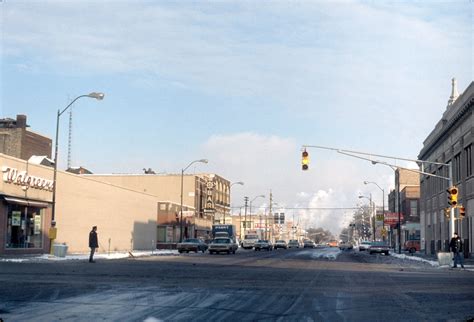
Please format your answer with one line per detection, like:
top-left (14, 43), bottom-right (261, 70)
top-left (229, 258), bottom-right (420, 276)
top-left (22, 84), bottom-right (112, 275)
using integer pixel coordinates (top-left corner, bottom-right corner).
top-left (1, 247), bottom-right (473, 322)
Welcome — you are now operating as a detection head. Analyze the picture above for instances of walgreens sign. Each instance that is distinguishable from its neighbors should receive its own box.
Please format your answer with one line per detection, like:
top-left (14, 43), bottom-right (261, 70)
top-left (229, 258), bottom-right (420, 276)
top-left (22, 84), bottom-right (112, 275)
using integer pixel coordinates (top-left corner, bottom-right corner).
top-left (2, 166), bottom-right (54, 192)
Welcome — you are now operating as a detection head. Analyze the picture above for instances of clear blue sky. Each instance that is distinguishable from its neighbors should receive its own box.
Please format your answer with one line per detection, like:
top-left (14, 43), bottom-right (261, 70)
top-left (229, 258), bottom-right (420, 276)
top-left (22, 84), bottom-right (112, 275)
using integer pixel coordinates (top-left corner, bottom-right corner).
top-left (1, 0), bottom-right (472, 233)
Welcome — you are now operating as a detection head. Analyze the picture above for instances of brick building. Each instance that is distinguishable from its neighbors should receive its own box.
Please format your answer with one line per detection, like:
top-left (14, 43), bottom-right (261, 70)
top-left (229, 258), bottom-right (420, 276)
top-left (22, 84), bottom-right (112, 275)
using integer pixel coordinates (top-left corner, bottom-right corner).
top-left (0, 115), bottom-right (52, 161)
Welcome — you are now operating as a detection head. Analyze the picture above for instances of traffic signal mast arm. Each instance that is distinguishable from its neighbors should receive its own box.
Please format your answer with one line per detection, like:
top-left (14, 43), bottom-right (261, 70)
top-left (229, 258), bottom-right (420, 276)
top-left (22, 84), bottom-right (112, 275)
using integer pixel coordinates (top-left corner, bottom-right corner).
top-left (301, 144), bottom-right (457, 238)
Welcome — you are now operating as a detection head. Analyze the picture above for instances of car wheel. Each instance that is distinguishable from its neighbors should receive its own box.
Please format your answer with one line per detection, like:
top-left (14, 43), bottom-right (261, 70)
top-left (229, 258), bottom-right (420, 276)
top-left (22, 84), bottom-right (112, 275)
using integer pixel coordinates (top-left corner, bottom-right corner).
top-left (409, 248), bottom-right (416, 254)
top-left (195, 250), bottom-right (198, 253)
top-left (369, 251), bottom-right (374, 255)
top-left (227, 251), bottom-right (230, 255)
top-left (178, 250), bottom-right (183, 254)
top-left (233, 250), bottom-right (236, 254)
top-left (385, 251), bottom-right (389, 255)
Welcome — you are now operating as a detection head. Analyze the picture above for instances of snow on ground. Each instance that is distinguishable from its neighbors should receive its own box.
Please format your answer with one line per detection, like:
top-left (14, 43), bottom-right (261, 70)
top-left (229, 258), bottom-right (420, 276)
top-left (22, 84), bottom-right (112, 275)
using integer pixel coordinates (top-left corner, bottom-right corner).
top-left (297, 247), bottom-right (342, 260)
top-left (390, 253), bottom-right (439, 267)
top-left (0, 249), bottom-right (179, 263)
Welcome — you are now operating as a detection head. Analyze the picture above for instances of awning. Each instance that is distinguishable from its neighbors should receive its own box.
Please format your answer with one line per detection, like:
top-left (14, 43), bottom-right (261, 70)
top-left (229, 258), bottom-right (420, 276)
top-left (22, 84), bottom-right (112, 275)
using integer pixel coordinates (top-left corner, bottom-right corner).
top-left (2, 196), bottom-right (50, 208)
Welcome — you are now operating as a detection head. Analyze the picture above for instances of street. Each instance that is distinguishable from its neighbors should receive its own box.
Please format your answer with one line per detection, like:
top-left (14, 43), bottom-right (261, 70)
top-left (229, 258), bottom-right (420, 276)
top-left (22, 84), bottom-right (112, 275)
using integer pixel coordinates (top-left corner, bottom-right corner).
top-left (1, 248), bottom-right (473, 321)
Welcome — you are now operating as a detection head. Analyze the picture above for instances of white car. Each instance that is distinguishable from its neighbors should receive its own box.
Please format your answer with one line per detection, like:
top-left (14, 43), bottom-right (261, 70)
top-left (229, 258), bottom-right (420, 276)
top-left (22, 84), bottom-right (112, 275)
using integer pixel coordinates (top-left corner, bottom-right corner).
top-left (359, 241), bottom-right (372, 251)
top-left (208, 238), bottom-right (238, 254)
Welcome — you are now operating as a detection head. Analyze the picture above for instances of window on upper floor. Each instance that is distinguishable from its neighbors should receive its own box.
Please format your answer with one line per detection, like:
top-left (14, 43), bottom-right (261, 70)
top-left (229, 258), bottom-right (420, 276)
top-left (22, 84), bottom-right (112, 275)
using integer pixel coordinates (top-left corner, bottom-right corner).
top-left (410, 200), bottom-right (418, 217)
top-left (453, 153), bottom-right (461, 183)
top-left (466, 144), bottom-right (472, 178)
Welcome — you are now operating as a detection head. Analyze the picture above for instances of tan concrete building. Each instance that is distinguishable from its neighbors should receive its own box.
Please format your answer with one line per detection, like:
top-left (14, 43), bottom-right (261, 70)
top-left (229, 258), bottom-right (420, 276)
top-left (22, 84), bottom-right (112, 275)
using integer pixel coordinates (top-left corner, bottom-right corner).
top-left (1, 153), bottom-right (232, 254)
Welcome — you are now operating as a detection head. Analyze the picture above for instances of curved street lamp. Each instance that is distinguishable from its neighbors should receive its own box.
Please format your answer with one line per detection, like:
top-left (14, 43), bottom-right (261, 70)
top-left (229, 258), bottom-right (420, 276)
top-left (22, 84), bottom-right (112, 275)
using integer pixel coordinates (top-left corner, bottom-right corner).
top-left (52, 92), bottom-right (105, 223)
top-left (180, 159), bottom-right (208, 242)
top-left (226, 181), bottom-right (244, 224)
top-left (364, 181), bottom-right (385, 241)
top-left (359, 194), bottom-right (375, 241)
top-left (249, 195), bottom-right (265, 230)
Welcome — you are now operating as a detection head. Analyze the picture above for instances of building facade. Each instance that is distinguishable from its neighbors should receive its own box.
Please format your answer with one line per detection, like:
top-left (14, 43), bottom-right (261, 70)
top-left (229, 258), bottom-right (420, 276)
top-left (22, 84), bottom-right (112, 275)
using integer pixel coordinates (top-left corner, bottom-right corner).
top-left (387, 169), bottom-right (420, 250)
top-left (0, 115), bottom-right (52, 161)
top-left (87, 173), bottom-right (231, 245)
top-left (418, 79), bottom-right (473, 256)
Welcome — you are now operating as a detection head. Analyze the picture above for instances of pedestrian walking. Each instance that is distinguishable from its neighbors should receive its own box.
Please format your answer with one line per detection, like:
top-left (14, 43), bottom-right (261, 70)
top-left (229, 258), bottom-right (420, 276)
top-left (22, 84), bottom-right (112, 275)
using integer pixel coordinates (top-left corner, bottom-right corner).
top-left (449, 232), bottom-right (464, 269)
top-left (89, 226), bottom-right (98, 263)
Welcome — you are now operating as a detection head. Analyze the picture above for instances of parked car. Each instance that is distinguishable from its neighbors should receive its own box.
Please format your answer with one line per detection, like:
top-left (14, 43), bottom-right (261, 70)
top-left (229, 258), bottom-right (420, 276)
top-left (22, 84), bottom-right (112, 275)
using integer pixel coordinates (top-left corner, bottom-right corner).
top-left (177, 238), bottom-right (208, 253)
top-left (358, 241), bottom-right (372, 251)
top-left (369, 242), bottom-right (390, 255)
top-left (288, 240), bottom-right (300, 248)
top-left (303, 240), bottom-right (316, 248)
top-left (208, 238), bottom-right (238, 254)
top-left (274, 240), bottom-right (288, 249)
top-left (254, 240), bottom-right (273, 251)
top-left (339, 242), bottom-right (353, 250)
top-left (404, 240), bottom-right (420, 253)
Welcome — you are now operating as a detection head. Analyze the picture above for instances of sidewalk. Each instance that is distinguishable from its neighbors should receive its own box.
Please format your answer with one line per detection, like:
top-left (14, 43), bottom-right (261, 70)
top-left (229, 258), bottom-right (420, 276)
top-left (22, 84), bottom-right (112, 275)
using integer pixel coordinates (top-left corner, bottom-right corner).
top-left (390, 251), bottom-right (474, 271)
top-left (0, 249), bottom-right (179, 263)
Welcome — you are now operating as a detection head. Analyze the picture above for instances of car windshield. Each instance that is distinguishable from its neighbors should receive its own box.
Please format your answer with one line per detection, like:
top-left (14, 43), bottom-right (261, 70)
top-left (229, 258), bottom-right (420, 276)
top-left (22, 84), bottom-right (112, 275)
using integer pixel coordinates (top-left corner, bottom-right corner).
top-left (184, 239), bottom-right (199, 243)
top-left (245, 235), bottom-right (258, 239)
top-left (213, 239), bottom-right (230, 244)
top-left (276, 240), bottom-right (285, 243)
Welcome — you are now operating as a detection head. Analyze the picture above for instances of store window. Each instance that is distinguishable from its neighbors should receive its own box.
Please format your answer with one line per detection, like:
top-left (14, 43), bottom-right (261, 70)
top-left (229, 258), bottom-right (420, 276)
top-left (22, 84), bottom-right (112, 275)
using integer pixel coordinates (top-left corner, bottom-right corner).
top-left (5, 203), bottom-right (44, 249)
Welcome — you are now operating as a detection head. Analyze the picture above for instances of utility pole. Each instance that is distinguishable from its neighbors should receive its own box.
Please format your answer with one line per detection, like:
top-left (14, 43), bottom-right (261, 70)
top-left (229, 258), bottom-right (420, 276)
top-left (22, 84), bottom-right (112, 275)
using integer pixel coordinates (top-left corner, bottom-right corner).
top-left (243, 197), bottom-right (249, 239)
top-left (269, 191), bottom-right (273, 241)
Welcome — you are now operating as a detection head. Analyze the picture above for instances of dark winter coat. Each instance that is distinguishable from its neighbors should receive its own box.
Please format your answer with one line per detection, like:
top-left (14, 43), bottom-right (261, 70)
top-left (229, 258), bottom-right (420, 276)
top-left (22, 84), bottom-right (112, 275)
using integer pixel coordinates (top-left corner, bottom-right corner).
top-left (449, 236), bottom-right (463, 253)
top-left (89, 230), bottom-right (98, 248)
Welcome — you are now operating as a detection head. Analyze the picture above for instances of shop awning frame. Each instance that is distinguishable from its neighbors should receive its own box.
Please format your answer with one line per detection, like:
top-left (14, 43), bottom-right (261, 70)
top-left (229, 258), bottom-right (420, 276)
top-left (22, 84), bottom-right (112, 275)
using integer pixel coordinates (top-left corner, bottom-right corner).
top-left (2, 196), bottom-right (50, 208)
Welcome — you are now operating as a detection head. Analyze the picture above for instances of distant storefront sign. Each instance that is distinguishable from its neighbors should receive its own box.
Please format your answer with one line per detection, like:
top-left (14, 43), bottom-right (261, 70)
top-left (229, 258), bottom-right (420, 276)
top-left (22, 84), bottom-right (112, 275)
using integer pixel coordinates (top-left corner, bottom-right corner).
top-left (204, 180), bottom-right (215, 213)
top-left (384, 212), bottom-right (404, 227)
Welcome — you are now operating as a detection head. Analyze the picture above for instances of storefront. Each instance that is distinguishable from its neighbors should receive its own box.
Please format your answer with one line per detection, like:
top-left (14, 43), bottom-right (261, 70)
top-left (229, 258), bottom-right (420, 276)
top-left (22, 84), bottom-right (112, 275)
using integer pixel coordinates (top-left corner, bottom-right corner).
top-left (1, 154), bottom-right (53, 255)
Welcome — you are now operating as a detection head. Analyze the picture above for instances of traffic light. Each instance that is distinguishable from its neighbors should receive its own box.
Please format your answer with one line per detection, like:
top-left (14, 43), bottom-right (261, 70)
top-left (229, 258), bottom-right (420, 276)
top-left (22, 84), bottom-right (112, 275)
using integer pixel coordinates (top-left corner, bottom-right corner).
top-left (459, 206), bottom-right (466, 219)
top-left (444, 208), bottom-right (451, 219)
top-left (447, 186), bottom-right (458, 206)
top-left (302, 150), bottom-right (309, 171)
top-left (280, 213), bottom-right (285, 224)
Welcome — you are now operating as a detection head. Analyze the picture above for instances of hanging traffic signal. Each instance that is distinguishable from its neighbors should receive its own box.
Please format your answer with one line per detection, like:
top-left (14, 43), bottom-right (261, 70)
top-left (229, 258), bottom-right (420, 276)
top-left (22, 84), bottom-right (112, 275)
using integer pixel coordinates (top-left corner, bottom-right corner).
top-left (444, 208), bottom-right (451, 219)
top-left (447, 186), bottom-right (458, 206)
top-left (302, 150), bottom-right (309, 171)
top-left (459, 206), bottom-right (466, 219)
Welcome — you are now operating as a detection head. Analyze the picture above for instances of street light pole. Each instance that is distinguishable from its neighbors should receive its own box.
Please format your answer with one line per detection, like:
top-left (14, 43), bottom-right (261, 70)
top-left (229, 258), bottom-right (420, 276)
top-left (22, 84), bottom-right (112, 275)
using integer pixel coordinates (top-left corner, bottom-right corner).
top-left (179, 159), bottom-right (208, 242)
top-left (359, 194), bottom-right (375, 241)
top-left (227, 182), bottom-right (244, 224)
top-left (249, 195), bottom-right (265, 231)
top-left (51, 92), bottom-right (104, 224)
top-left (364, 181), bottom-right (385, 241)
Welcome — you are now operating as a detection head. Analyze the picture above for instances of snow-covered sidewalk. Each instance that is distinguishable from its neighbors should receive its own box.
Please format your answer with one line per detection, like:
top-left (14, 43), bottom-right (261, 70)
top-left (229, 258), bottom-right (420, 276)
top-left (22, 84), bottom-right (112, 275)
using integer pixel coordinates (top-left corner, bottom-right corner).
top-left (390, 252), bottom-right (474, 271)
top-left (0, 249), bottom-right (179, 263)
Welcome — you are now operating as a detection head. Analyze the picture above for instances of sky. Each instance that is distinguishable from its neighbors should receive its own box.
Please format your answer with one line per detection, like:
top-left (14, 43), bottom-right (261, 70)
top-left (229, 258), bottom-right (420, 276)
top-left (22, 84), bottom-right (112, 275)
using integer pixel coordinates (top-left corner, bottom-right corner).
top-left (1, 0), bottom-right (472, 235)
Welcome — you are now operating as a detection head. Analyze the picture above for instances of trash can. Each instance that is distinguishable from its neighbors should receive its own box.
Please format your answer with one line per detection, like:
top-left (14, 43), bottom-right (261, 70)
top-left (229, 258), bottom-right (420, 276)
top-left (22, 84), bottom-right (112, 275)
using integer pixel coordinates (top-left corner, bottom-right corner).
top-left (437, 252), bottom-right (451, 266)
top-left (52, 244), bottom-right (68, 257)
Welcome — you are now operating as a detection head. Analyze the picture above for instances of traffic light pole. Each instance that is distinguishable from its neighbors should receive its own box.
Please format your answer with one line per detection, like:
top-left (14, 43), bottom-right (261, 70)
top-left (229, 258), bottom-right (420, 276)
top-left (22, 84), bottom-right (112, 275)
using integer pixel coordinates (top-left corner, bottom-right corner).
top-left (448, 164), bottom-right (455, 239)
top-left (301, 144), bottom-right (457, 247)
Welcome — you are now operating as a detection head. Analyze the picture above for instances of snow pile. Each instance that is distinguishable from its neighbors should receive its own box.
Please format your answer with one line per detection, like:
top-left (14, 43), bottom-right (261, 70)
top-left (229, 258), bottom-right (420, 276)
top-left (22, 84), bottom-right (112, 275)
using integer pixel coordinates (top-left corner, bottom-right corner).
top-left (0, 249), bottom-right (179, 262)
top-left (390, 253), bottom-right (439, 267)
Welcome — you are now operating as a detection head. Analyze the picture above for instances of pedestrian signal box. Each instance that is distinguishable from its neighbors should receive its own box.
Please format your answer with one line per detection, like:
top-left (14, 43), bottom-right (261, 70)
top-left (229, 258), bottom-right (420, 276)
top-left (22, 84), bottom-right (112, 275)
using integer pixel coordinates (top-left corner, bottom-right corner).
top-left (459, 206), bottom-right (466, 219)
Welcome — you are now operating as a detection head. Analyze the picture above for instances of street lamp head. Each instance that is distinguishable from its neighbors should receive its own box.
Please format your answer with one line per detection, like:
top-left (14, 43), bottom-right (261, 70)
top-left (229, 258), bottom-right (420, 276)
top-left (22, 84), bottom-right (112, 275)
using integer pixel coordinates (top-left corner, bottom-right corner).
top-left (234, 181), bottom-right (244, 186)
top-left (88, 92), bottom-right (105, 100)
top-left (198, 159), bottom-right (208, 164)
top-left (363, 181), bottom-right (368, 185)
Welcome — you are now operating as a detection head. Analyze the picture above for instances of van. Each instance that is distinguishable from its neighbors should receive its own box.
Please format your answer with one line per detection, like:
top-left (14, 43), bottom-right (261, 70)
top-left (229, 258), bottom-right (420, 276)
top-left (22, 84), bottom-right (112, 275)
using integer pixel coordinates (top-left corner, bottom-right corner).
top-left (404, 240), bottom-right (420, 253)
